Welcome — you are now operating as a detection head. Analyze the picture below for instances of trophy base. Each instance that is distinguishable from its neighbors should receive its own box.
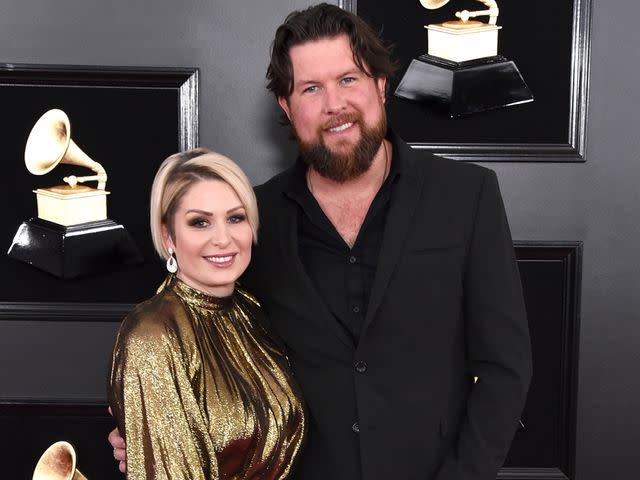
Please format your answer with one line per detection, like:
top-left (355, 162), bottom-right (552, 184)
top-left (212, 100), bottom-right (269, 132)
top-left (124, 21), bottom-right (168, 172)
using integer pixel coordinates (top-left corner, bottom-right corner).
top-left (394, 54), bottom-right (534, 117)
top-left (7, 218), bottom-right (143, 279)
top-left (34, 186), bottom-right (109, 226)
top-left (426, 23), bottom-right (501, 62)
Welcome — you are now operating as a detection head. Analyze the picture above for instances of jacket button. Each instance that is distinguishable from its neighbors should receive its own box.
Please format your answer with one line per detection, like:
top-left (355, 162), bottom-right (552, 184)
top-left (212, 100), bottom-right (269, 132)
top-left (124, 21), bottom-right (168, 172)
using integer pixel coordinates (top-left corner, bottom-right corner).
top-left (352, 422), bottom-right (360, 434)
top-left (354, 361), bottom-right (367, 373)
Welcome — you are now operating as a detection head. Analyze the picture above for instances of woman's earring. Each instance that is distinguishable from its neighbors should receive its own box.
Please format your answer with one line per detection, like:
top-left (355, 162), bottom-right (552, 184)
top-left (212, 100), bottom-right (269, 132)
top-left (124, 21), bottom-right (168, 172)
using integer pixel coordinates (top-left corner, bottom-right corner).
top-left (166, 248), bottom-right (178, 273)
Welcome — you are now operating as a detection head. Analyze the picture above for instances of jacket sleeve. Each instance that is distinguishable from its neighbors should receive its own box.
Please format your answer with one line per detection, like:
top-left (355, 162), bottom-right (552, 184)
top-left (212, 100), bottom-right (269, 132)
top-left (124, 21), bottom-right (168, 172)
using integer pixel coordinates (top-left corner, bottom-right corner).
top-left (108, 322), bottom-right (218, 480)
top-left (434, 170), bottom-right (532, 480)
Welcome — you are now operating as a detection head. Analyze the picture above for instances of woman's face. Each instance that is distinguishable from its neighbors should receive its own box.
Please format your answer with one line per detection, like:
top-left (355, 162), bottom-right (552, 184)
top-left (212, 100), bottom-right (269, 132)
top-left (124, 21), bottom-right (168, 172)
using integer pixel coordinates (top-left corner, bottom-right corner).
top-left (164, 179), bottom-right (253, 297)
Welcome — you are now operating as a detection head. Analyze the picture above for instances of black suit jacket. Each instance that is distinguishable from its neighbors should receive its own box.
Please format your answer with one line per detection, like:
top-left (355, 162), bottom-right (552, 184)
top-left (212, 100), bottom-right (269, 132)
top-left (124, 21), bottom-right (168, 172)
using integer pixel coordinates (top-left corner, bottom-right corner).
top-left (243, 133), bottom-right (532, 480)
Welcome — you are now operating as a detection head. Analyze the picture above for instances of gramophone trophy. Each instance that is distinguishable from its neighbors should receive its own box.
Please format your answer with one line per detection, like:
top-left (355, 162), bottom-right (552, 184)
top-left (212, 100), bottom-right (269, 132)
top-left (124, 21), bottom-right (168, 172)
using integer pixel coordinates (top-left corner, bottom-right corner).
top-left (394, 0), bottom-right (534, 117)
top-left (7, 108), bottom-right (142, 278)
top-left (32, 441), bottom-right (87, 480)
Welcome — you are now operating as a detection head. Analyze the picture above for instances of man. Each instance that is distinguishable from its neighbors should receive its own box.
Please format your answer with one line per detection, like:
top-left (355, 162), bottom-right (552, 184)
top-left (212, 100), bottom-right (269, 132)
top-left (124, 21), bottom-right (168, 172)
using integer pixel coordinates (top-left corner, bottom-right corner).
top-left (111, 4), bottom-right (531, 479)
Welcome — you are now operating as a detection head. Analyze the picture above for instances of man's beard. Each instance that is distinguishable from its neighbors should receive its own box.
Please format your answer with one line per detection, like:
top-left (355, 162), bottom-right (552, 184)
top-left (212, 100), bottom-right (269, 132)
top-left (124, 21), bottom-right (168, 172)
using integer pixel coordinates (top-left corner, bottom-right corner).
top-left (294, 112), bottom-right (387, 183)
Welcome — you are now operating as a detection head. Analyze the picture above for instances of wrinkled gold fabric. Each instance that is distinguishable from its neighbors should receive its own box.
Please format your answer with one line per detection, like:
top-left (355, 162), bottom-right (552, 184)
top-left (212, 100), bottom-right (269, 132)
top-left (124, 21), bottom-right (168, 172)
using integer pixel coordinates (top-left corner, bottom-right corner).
top-left (108, 275), bottom-right (306, 479)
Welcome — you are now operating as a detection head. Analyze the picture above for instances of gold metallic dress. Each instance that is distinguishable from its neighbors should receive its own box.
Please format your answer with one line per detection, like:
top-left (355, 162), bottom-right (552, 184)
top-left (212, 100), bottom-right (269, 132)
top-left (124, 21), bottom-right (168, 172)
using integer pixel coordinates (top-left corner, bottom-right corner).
top-left (108, 275), bottom-right (306, 479)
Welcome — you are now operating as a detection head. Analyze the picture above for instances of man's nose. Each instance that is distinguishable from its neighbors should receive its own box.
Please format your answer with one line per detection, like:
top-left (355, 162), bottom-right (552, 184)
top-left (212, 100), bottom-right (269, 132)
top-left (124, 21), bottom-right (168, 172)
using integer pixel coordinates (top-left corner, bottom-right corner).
top-left (323, 85), bottom-right (347, 114)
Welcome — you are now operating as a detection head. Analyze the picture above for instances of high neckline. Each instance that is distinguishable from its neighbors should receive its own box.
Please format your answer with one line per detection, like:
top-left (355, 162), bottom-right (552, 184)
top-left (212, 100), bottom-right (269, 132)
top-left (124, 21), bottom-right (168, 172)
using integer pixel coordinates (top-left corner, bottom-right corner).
top-left (164, 274), bottom-right (235, 310)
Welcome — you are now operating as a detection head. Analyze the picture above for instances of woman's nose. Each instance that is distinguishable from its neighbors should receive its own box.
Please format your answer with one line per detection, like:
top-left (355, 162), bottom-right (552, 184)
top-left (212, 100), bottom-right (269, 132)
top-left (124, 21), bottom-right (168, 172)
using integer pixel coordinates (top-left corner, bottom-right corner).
top-left (210, 224), bottom-right (231, 247)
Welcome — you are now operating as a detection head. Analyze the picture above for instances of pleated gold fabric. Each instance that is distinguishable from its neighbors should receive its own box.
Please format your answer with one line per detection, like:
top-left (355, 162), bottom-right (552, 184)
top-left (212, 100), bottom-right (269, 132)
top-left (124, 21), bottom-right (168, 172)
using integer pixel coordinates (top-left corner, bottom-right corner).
top-left (108, 275), bottom-right (306, 479)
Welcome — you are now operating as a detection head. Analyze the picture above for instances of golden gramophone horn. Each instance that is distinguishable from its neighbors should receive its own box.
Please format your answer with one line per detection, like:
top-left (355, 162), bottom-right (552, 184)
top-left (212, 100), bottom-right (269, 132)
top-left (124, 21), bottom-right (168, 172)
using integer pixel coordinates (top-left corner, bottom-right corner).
top-left (32, 441), bottom-right (87, 480)
top-left (24, 108), bottom-right (107, 190)
top-left (419, 0), bottom-right (450, 9)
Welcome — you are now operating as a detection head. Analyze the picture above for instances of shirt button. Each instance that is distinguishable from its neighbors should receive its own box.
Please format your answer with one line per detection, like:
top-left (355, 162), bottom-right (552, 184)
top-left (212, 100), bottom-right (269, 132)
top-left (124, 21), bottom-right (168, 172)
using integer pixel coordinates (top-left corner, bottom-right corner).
top-left (352, 305), bottom-right (360, 314)
top-left (352, 422), bottom-right (360, 434)
top-left (354, 361), bottom-right (367, 373)
top-left (348, 255), bottom-right (357, 264)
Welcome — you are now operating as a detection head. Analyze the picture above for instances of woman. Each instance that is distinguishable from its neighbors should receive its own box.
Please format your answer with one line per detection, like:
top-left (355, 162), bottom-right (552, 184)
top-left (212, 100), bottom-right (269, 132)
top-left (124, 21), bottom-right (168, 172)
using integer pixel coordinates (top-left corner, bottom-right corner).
top-left (108, 148), bottom-right (306, 479)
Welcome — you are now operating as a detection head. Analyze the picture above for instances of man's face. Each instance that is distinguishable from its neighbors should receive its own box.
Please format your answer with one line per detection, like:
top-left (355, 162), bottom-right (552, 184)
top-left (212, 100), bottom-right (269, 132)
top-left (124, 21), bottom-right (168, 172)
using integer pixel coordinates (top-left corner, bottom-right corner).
top-left (278, 34), bottom-right (387, 182)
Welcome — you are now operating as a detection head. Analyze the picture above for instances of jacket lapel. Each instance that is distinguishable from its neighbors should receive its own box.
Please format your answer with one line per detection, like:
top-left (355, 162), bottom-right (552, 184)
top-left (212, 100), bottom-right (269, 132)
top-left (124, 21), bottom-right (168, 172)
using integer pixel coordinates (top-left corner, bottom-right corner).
top-left (360, 140), bottom-right (425, 339)
top-left (276, 186), bottom-right (355, 349)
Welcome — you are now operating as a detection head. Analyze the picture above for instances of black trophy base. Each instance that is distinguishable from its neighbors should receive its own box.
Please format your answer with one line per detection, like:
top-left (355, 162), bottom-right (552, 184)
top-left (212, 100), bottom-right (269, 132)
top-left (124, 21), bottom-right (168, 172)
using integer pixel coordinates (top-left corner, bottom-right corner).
top-left (394, 54), bottom-right (534, 117)
top-left (7, 217), bottom-right (143, 279)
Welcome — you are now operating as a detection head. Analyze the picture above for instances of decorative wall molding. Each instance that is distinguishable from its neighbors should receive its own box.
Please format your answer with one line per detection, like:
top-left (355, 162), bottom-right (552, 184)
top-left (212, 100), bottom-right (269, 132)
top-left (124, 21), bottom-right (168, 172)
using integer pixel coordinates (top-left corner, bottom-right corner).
top-left (344, 1), bottom-right (592, 162)
top-left (501, 241), bottom-right (582, 480)
top-left (499, 467), bottom-right (569, 480)
top-left (1, 63), bottom-right (199, 322)
top-left (0, 64), bottom-right (199, 150)
top-left (0, 302), bottom-right (132, 322)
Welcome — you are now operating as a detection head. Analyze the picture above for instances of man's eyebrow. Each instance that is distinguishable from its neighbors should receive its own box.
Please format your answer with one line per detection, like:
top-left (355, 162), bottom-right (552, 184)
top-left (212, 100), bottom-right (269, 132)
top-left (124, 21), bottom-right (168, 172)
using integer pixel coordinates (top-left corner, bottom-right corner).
top-left (294, 78), bottom-right (319, 88)
top-left (337, 68), bottom-right (362, 77)
top-left (294, 69), bottom-right (363, 87)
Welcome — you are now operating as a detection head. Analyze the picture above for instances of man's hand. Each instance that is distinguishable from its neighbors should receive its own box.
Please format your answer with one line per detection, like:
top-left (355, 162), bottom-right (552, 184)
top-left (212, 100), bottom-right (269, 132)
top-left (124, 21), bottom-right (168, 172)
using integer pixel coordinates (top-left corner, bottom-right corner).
top-left (107, 407), bottom-right (127, 473)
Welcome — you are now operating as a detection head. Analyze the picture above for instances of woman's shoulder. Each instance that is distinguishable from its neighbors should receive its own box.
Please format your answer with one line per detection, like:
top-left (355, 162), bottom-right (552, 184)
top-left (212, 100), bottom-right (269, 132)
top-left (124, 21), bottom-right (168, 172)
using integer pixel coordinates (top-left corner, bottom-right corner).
top-left (117, 288), bottom-right (188, 343)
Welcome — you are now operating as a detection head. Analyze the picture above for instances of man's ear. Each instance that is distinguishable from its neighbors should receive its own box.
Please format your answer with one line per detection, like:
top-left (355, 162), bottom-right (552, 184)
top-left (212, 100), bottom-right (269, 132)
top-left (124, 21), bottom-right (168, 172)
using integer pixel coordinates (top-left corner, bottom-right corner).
top-left (376, 77), bottom-right (387, 104)
top-left (278, 96), bottom-right (292, 121)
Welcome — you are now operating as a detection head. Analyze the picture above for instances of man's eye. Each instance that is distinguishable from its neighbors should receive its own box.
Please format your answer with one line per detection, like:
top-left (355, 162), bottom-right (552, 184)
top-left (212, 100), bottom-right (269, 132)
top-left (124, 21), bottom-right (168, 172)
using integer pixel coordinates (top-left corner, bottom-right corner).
top-left (303, 85), bottom-right (319, 94)
top-left (340, 77), bottom-right (356, 85)
top-left (228, 214), bottom-right (246, 224)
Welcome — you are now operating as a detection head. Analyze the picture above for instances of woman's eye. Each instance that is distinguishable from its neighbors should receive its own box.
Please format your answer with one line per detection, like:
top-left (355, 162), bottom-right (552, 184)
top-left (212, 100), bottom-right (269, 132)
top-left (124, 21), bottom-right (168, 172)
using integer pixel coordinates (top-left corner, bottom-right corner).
top-left (228, 214), bottom-right (246, 224)
top-left (189, 218), bottom-right (209, 228)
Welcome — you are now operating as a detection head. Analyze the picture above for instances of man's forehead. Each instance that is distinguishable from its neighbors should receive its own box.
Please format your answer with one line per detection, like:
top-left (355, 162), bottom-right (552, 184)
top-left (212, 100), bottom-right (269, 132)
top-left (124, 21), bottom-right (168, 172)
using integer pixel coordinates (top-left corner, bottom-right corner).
top-left (289, 35), bottom-right (370, 76)
top-left (290, 35), bottom-right (351, 58)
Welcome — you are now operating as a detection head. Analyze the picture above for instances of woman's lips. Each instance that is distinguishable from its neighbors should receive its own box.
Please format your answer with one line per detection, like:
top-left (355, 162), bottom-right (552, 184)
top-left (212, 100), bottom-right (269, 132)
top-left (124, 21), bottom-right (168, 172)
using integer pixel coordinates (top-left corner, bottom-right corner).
top-left (204, 254), bottom-right (236, 267)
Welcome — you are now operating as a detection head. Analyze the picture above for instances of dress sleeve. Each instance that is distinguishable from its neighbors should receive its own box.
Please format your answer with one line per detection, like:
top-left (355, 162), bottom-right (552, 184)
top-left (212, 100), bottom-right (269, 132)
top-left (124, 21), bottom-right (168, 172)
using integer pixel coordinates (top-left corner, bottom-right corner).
top-left (108, 319), bottom-right (218, 480)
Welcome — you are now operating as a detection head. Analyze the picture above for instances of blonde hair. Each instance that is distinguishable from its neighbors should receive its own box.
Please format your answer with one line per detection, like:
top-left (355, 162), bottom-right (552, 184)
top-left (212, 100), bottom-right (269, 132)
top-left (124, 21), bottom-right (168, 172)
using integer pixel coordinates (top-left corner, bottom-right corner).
top-left (149, 148), bottom-right (259, 260)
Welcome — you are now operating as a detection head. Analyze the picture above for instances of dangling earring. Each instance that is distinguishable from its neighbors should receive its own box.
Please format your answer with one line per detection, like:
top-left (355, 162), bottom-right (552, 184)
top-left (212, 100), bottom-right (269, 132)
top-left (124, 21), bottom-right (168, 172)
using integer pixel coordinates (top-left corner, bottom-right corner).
top-left (166, 247), bottom-right (178, 273)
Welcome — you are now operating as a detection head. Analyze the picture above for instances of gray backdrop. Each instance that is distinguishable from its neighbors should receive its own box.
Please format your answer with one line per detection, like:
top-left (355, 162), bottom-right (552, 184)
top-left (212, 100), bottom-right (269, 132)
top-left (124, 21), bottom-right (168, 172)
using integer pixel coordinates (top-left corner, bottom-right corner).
top-left (0, 0), bottom-right (638, 477)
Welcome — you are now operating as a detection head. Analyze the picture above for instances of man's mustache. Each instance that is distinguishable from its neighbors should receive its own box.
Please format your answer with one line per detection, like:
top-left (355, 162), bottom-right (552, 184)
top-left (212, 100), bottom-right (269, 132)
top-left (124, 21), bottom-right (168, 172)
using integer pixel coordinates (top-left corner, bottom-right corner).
top-left (321, 113), bottom-right (360, 131)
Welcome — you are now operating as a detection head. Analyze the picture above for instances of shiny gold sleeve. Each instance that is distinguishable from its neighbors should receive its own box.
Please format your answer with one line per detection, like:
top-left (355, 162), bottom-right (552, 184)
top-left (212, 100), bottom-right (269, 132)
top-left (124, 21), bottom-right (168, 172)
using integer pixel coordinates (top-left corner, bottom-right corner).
top-left (109, 322), bottom-right (218, 480)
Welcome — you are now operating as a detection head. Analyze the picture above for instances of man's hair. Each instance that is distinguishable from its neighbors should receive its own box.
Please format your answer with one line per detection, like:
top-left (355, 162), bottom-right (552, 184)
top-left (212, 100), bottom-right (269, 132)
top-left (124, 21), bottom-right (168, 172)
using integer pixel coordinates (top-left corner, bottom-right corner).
top-left (266, 3), bottom-right (397, 99)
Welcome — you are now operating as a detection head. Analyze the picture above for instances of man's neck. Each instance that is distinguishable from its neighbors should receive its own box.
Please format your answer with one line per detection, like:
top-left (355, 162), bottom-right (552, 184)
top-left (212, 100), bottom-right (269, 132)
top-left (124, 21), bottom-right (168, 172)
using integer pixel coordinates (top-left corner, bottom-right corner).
top-left (305, 139), bottom-right (392, 248)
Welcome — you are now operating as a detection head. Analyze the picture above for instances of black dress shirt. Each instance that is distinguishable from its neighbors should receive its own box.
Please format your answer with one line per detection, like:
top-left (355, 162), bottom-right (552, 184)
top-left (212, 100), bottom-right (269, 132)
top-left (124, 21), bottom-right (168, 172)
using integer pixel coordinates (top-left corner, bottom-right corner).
top-left (284, 151), bottom-right (399, 344)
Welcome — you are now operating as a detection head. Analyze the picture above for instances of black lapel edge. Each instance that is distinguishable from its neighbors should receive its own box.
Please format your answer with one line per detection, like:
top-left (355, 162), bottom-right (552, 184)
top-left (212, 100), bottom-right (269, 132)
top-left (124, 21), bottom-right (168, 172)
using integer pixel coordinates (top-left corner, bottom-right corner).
top-left (360, 145), bottom-right (426, 338)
